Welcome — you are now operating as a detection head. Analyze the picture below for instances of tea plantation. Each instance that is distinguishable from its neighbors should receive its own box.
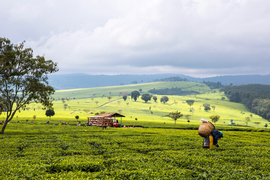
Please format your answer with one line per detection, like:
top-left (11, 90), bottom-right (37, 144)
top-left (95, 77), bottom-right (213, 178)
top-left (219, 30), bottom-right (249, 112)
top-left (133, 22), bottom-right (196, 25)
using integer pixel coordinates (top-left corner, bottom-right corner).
top-left (0, 123), bottom-right (269, 179)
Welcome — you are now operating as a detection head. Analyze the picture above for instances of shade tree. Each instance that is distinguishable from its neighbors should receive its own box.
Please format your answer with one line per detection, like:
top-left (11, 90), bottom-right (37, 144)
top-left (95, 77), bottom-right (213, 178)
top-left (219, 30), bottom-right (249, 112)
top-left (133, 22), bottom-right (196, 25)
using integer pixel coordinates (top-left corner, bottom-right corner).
top-left (45, 109), bottom-right (55, 120)
top-left (141, 93), bottom-right (152, 103)
top-left (203, 103), bottom-right (211, 111)
top-left (160, 96), bottom-right (169, 104)
top-left (166, 111), bottom-right (183, 124)
top-left (186, 100), bottom-right (195, 107)
top-left (123, 95), bottom-right (127, 101)
top-left (0, 37), bottom-right (58, 134)
top-left (209, 115), bottom-right (220, 124)
top-left (131, 90), bottom-right (140, 101)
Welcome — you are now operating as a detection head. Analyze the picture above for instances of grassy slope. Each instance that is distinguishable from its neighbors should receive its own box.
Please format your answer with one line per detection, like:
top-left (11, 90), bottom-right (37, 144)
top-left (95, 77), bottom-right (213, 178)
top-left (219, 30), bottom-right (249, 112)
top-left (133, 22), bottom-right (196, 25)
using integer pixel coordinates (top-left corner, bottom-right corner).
top-left (3, 81), bottom-right (269, 130)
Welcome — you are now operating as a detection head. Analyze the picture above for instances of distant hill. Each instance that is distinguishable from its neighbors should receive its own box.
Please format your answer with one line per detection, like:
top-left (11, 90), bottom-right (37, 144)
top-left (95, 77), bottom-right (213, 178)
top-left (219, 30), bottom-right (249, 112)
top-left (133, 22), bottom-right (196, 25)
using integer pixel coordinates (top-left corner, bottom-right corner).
top-left (197, 75), bottom-right (270, 86)
top-left (47, 73), bottom-right (190, 90)
top-left (48, 73), bottom-right (270, 90)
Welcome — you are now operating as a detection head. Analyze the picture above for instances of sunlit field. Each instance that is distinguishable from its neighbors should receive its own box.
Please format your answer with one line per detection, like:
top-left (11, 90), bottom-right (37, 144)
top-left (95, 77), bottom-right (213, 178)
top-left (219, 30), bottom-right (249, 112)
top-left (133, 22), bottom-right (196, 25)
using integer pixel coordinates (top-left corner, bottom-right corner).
top-left (1, 82), bottom-right (270, 179)
top-left (0, 124), bottom-right (269, 179)
top-left (4, 81), bottom-right (268, 130)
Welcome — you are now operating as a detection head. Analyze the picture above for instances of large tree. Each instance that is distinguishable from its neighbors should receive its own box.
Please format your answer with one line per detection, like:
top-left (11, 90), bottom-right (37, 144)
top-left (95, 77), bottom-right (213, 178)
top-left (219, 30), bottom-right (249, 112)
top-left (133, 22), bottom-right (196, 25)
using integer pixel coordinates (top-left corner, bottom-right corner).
top-left (141, 93), bottom-right (152, 103)
top-left (203, 103), bottom-right (211, 111)
top-left (131, 90), bottom-right (140, 101)
top-left (209, 115), bottom-right (220, 124)
top-left (122, 95), bottom-right (127, 101)
top-left (45, 109), bottom-right (55, 120)
top-left (160, 96), bottom-right (169, 104)
top-left (186, 100), bottom-right (195, 107)
top-left (0, 37), bottom-right (58, 134)
top-left (166, 111), bottom-right (183, 124)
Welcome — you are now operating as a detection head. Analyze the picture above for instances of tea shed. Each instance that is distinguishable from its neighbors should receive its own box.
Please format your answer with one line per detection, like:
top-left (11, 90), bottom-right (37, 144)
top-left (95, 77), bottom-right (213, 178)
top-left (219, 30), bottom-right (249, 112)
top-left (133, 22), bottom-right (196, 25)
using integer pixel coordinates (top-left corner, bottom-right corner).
top-left (87, 112), bottom-right (125, 127)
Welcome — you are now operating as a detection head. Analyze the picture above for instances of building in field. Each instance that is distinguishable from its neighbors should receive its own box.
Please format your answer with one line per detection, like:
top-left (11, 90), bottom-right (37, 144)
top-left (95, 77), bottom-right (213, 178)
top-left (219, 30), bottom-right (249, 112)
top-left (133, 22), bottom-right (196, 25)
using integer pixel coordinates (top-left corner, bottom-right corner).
top-left (87, 112), bottom-right (125, 127)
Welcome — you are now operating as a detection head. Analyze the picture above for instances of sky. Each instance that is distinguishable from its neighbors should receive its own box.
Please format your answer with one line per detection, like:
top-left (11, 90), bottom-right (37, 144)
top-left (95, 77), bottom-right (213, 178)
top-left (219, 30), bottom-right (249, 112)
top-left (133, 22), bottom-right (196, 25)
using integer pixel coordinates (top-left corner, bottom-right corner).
top-left (1, 0), bottom-right (270, 78)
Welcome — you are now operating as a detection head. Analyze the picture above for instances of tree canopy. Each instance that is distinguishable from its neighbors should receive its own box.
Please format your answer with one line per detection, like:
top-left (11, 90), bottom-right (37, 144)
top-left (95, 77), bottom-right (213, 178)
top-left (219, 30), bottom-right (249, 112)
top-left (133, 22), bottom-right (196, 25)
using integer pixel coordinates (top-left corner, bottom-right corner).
top-left (141, 93), bottom-right (152, 103)
top-left (186, 100), bottom-right (195, 107)
top-left (131, 90), bottom-right (140, 101)
top-left (160, 96), bottom-right (169, 104)
top-left (0, 37), bottom-right (58, 134)
top-left (203, 103), bottom-right (211, 111)
top-left (122, 95), bottom-right (127, 101)
top-left (45, 109), bottom-right (55, 119)
top-left (209, 115), bottom-right (220, 124)
top-left (224, 84), bottom-right (270, 120)
top-left (166, 111), bottom-right (183, 124)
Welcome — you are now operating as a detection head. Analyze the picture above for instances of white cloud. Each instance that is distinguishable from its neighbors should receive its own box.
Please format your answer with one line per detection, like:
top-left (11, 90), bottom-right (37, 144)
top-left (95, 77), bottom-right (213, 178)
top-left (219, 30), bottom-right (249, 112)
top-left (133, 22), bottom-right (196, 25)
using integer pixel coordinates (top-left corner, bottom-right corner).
top-left (1, 0), bottom-right (270, 77)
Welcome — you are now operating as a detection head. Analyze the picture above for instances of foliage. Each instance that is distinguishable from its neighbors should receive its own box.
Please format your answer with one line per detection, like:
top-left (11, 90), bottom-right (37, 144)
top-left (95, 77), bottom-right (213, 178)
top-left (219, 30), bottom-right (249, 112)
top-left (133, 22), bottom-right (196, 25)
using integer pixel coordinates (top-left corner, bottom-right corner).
top-left (153, 76), bottom-right (187, 82)
top-left (141, 93), bottom-right (152, 103)
top-left (224, 84), bottom-right (270, 119)
top-left (186, 100), bottom-right (195, 107)
top-left (131, 90), bottom-right (140, 101)
top-left (166, 111), bottom-right (183, 124)
top-left (152, 96), bottom-right (157, 102)
top-left (245, 117), bottom-right (251, 125)
top-left (160, 96), bottom-right (169, 104)
top-left (209, 115), bottom-right (220, 124)
top-left (122, 95), bottom-right (127, 101)
top-left (107, 95), bottom-right (112, 101)
top-left (75, 115), bottom-right (79, 121)
top-left (0, 37), bottom-right (58, 134)
top-left (45, 109), bottom-right (55, 119)
top-left (148, 87), bottom-right (199, 95)
top-left (203, 103), bottom-right (211, 111)
top-left (202, 81), bottom-right (223, 89)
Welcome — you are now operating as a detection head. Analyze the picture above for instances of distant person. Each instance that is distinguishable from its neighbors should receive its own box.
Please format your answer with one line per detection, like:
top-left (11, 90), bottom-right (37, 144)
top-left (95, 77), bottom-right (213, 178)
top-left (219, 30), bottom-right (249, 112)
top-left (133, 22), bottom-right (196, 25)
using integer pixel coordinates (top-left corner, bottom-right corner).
top-left (211, 130), bottom-right (223, 147)
top-left (31, 121), bottom-right (33, 124)
top-left (46, 121), bottom-right (49, 124)
top-left (17, 121), bottom-right (20, 123)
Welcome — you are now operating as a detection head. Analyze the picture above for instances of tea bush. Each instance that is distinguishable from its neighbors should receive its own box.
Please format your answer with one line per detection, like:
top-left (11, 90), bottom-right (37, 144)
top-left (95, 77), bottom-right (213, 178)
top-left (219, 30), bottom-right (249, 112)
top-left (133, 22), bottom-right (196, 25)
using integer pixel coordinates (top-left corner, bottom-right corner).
top-left (0, 124), bottom-right (269, 179)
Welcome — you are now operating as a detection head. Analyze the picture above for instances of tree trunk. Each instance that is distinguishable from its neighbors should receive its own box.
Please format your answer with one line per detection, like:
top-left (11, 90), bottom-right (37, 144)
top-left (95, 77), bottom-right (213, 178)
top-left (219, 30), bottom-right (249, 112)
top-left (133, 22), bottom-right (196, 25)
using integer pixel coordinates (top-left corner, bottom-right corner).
top-left (1, 120), bottom-right (8, 134)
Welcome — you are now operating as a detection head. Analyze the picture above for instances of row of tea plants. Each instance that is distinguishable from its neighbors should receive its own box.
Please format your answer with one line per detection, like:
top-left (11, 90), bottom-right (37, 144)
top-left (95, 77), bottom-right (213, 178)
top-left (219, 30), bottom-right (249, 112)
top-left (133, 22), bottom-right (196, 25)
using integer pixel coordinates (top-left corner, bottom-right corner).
top-left (0, 123), bottom-right (269, 179)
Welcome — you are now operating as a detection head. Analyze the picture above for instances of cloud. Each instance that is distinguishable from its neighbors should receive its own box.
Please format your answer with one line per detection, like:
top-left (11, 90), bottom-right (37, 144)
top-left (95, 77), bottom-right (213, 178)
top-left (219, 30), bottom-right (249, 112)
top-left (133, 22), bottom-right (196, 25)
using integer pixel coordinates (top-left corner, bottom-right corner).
top-left (1, 0), bottom-right (270, 77)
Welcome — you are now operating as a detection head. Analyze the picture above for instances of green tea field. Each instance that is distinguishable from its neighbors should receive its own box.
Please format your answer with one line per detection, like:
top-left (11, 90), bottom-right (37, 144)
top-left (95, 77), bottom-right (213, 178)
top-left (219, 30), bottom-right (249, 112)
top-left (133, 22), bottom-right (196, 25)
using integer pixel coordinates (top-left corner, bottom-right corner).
top-left (0, 124), bottom-right (269, 179)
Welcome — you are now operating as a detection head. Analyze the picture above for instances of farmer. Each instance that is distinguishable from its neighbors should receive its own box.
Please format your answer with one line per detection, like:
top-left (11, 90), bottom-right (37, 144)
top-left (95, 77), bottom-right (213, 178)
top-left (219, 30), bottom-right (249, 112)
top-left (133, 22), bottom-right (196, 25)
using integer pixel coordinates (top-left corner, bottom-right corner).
top-left (211, 130), bottom-right (223, 147)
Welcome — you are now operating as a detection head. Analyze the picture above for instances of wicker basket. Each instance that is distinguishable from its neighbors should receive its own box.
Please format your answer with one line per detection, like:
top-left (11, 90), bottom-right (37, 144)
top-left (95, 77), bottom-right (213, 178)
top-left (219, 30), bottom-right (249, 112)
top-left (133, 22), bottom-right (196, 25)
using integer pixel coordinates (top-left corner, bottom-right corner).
top-left (198, 121), bottom-right (215, 137)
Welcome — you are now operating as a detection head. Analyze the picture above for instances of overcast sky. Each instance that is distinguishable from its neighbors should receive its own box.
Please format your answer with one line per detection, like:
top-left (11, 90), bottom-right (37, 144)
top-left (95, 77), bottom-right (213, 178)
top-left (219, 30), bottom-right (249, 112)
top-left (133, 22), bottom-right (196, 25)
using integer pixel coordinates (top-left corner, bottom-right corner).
top-left (1, 0), bottom-right (270, 77)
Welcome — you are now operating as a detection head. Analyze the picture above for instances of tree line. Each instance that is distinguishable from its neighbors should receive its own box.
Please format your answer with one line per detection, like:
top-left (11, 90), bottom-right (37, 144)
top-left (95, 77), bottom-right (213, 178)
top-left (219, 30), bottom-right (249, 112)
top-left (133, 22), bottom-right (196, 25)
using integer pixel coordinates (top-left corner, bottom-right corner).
top-left (148, 87), bottom-right (199, 96)
top-left (224, 84), bottom-right (270, 121)
top-left (153, 76), bottom-right (188, 82)
top-left (202, 81), bottom-right (223, 89)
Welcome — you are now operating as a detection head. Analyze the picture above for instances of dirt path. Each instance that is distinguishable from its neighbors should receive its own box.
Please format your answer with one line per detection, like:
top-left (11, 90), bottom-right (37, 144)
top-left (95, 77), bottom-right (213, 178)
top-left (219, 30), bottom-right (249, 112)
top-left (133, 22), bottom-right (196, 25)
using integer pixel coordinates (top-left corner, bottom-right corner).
top-left (90, 98), bottom-right (121, 110)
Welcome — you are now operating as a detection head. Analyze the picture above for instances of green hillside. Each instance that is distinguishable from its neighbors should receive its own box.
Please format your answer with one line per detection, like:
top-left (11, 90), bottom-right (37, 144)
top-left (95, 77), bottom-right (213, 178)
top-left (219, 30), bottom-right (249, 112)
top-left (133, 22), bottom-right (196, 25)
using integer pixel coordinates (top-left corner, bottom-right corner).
top-left (52, 81), bottom-right (210, 99)
top-left (4, 81), bottom-right (269, 130)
